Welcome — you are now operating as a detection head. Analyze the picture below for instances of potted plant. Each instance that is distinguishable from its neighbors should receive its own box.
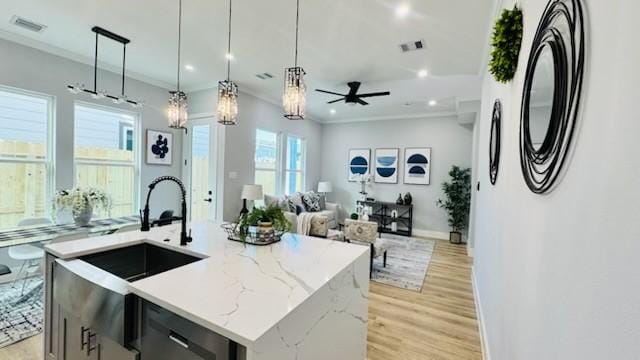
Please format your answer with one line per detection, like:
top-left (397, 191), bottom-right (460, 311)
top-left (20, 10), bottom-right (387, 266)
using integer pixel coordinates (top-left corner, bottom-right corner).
top-left (239, 204), bottom-right (292, 242)
top-left (53, 187), bottom-right (112, 226)
top-left (437, 166), bottom-right (471, 244)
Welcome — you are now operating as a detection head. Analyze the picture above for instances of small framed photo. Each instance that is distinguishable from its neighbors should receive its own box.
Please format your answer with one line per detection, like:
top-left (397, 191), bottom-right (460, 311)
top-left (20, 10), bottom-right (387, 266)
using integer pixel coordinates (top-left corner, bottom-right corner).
top-left (146, 129), bottom-right (173, 165)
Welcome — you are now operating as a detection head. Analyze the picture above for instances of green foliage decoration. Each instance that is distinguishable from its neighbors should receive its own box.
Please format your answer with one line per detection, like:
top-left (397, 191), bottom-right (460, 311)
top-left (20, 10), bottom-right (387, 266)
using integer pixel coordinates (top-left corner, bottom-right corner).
top-left (437, 166), bottom-right (472, 232)
top-left (238, 204), bottom-right (292, 240)
top-left (489, 6), bottom-right (523, 83)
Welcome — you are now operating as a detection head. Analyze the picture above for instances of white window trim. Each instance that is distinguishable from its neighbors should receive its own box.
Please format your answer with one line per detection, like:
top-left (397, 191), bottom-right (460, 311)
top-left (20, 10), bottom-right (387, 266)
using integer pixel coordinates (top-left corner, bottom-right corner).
top-left (73, 101), bottom-right (142, 215)
top-left (254, 129), bottom-right (307, 196)
top-left (0, 85), bottom-right (56, 219)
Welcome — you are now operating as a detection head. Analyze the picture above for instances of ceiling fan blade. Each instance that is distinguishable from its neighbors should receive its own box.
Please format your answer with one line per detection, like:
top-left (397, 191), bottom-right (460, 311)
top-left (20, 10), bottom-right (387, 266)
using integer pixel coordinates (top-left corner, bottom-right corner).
top-left (327, 98), bottom-right (345, 104)
top-left (315, 89), bottom-right (346, 96)
top-left (356, 98), bottom-right (369, 106)
top-left (357, 91), bottom-right (391, 98)
top-left (347, 82), bottom-right (361, 96)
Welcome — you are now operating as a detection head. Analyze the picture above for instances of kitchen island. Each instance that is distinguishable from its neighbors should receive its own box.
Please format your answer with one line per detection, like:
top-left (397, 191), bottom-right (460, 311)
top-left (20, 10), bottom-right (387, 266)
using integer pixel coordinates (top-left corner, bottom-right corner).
top-left (44, 222), bottom-right (370, 360)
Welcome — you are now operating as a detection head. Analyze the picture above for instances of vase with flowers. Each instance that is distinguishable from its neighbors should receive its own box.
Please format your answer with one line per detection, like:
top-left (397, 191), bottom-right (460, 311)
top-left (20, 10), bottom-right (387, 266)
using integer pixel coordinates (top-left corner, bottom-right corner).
top-left (53, 187), bottom-right (112, 226)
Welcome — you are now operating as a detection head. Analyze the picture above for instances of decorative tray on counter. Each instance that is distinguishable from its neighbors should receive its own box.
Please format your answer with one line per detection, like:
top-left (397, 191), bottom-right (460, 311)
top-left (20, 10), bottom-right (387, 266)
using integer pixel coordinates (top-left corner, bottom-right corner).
top-left (221, 223), bottom-right (284, 246)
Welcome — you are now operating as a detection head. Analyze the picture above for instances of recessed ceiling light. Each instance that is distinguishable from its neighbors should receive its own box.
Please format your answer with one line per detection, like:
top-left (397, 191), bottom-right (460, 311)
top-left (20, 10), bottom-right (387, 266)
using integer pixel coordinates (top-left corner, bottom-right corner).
top-left (417, 69), bottom-right (428, 78)
top-left (185, 64), bottom-right (195, 71)
top-left (225, 53), bottom-right (234, 60)
top-left (395, 3), bottom-right (411, 19)
top-left (330, 109), bottom-right (336, 115)
top-left (428, 99), bottom-right (437, 106)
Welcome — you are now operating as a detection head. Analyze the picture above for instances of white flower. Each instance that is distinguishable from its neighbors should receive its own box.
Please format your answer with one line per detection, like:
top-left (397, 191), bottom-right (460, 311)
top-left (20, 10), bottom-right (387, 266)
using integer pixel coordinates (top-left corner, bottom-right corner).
top-left (53, 187), bottom-right (112, 217)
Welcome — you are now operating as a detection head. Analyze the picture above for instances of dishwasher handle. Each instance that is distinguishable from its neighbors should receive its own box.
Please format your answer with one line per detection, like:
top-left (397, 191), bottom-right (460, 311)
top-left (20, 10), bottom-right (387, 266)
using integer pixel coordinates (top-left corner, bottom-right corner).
top-left (168, 330), bottom-right (189, 349)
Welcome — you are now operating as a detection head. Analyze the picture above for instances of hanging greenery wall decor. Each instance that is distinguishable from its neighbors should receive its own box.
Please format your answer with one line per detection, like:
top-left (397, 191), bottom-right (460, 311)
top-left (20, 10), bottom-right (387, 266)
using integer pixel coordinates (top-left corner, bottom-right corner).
top-left (489, 5), bottom-right (523, 83)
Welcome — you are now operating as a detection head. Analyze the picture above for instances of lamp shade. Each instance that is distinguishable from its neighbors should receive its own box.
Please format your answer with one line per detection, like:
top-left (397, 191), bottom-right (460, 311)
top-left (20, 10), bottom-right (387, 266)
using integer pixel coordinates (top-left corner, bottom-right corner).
top-left (241, 184), bottom-right (263, 200)
top-left (317, 181), bottom-right (333, 193)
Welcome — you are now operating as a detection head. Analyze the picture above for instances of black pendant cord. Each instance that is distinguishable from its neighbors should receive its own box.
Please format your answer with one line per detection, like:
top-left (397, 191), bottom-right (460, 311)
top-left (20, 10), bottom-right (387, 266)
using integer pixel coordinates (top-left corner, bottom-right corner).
top-left (294, 0), bottom-right (300, 68)
top-left (177, 0), bottom-right (182, 92)
top-left (121, 44), bottom-right (126, 96)
top-left (226, 0), bottom-right (232, 81)
top-left (93, 32), bottom-right (99, 93)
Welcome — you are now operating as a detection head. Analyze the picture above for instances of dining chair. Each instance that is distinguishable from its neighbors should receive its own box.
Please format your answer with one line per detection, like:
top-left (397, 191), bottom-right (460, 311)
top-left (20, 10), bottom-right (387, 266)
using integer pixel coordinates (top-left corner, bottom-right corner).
top-left (343, 219), bottom-right (389, 277)
top-left (9, 217), bottom-right (52, 293)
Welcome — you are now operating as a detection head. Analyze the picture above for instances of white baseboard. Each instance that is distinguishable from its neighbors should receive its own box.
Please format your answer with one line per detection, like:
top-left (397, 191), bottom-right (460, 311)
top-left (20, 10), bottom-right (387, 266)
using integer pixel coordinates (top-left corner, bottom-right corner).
top-left (472, 266), bottom-right (491, 360)
top-left (412, 228), bottom-right (449, 240)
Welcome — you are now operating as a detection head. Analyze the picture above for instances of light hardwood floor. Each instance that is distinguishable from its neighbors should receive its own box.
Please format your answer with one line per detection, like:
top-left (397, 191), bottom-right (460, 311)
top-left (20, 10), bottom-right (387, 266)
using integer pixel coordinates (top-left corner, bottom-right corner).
top-left (0, 240), bottom-right (481, 360)
top-left (367, 240), bottom-right (482, 360)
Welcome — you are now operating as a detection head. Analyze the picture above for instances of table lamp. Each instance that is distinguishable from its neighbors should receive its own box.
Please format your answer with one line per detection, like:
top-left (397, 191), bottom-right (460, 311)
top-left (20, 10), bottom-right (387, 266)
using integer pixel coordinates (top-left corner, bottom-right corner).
top-left (318, 181), bottom-right (333, 198)
top-left (240, 184), bottom-right (263, 217)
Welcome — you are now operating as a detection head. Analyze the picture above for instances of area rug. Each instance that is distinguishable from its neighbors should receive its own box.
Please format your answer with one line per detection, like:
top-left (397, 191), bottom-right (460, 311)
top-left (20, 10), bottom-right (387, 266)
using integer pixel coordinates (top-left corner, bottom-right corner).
top-left (371, 235), bottom-right (435, 292)
top-left (0, 277), bottom-right (44, 348)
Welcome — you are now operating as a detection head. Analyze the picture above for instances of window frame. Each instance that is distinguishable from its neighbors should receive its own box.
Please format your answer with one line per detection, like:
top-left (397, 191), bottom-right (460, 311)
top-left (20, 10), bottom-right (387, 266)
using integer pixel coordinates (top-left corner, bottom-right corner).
top-left (253, 128), bottom-right (307, 196)
top-left (72, 101), bottom-right (141, 216)
top-left (0, 85), bottom-right (56, 221)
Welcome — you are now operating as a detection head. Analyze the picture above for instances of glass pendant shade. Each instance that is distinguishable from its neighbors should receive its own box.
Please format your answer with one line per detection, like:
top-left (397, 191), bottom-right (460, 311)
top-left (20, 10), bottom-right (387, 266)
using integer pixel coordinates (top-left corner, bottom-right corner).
top-left (167, 91), bottom-right (188, 129)
top-left (283, 67), bottom-right (306, 120)
top-left (217, 80), bottom-right (239, 125)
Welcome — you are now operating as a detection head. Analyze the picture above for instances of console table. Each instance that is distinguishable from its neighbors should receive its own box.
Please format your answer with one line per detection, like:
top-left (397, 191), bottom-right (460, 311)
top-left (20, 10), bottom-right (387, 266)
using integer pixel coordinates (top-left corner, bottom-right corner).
top-left (357, 200), bottom-right (413, 237)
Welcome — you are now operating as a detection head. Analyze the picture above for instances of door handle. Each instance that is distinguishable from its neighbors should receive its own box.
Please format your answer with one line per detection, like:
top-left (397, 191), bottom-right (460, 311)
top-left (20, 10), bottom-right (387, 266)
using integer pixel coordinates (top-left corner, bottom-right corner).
top-left (168, 331), bottom-right (189, 349)
top-left (203, 198), bottom-right (212, 202)
top-left (87, 331), bottom-right (98, 356)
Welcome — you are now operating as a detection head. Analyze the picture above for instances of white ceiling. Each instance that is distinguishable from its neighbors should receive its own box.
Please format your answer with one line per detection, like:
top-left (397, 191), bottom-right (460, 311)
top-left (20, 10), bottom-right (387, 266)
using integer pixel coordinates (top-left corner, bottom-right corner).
top-left (0, 0), bottom-right (495, 122)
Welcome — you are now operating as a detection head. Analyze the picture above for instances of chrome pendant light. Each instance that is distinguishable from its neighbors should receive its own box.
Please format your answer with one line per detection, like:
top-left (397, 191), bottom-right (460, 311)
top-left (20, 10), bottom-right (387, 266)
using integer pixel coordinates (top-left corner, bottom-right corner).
top-left (283, 0), bottom-right (306, 120)
top-left (217, 0), bottom-right (239, 125)
top-left (168, 0), bottom-right (188, 129)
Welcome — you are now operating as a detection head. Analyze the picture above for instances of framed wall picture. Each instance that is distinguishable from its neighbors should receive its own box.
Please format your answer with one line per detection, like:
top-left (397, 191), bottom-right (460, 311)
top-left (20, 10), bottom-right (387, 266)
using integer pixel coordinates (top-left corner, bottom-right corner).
top-left (146, 129), bottom-right (173, 166)
top-left (348, 148), bottom-right (371, 182)
top-left (404, 148), bottom-right (431, 185)
top-left (374, 148), bottom-right (399, 184)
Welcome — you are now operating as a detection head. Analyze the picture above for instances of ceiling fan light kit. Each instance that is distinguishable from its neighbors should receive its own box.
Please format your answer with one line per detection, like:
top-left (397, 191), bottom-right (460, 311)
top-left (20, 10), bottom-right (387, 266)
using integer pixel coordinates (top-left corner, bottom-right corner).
top-left (167, 0), bottom-right (188, 129)
top-left (217, 0), bottom-right (239, 125)
top-left (66, 26), bottom-right (143, 108)
top-left (283, 0), bottom-right (306, 120)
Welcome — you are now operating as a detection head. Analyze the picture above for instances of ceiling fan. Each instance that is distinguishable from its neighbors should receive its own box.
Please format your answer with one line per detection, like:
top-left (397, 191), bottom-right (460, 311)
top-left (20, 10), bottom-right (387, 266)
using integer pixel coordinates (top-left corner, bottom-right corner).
top-left (315, 81), bottom-right (390, 106)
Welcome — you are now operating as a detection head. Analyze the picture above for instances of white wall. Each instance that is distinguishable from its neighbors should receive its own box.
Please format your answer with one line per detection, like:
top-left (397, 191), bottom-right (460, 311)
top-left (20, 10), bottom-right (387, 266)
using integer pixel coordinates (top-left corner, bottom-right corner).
top-left (471, 0), bottom-right (640, 359)
top-left (188, 89), bottom-right (323, 221)
top-left (320, 117), bottom-right (473, 234)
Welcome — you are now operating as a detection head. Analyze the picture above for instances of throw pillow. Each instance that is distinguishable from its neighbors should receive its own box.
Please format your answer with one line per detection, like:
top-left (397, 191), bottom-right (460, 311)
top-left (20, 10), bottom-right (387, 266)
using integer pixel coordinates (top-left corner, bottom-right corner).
top-left (295, 204), bottom-right (305, 215)
top-left (286, 193), bottom-right (305, 213)
top-left (302, 192), bottom-right (322, 212)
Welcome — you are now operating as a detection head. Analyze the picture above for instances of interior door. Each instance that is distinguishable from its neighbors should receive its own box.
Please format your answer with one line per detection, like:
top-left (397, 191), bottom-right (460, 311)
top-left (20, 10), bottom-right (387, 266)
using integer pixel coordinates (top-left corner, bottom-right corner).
top-left (185, 118), bottom-right (220, 222)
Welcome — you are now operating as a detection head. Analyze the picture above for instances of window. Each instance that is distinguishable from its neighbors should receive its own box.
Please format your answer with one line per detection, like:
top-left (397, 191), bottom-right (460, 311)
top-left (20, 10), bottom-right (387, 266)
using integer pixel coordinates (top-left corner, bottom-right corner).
top-left (253, 129), bottom-right (306, 196)
top-left (74, 104), bottom-right (139, 218)
top-left (254, 129), bottom-right (278, 195)
top-left (285, 135), bottom-right (305, 195)
top-left (0, 87), bottom-right (53, 230)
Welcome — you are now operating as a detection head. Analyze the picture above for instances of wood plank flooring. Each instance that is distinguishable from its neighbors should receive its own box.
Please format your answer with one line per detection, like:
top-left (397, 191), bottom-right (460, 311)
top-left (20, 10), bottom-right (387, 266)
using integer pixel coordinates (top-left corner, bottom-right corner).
top-left (0, 240), bottom-right (481, 360)
top-left (367, 240), bottom-right (482, 360)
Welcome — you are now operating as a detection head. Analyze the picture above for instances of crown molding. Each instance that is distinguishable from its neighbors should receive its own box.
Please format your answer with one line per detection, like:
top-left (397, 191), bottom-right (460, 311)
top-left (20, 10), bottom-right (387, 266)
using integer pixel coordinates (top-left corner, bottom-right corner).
top-left (0, 29), bottom-right (174, 90)
top-left (320, 111), bottom-right (460, 125)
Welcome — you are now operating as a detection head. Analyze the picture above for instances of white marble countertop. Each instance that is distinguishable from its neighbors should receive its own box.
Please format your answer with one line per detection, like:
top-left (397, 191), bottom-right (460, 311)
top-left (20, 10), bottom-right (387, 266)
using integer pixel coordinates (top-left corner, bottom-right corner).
top-left (45, 222), bottom-right (369, 350)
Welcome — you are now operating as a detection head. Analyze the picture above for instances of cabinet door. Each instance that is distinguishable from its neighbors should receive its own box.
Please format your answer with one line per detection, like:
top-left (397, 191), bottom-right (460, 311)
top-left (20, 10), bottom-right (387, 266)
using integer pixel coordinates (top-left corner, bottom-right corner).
top-left (60, 311), bottom-right (90, 360)
top-left (97, 335), bottom-right (140, 360)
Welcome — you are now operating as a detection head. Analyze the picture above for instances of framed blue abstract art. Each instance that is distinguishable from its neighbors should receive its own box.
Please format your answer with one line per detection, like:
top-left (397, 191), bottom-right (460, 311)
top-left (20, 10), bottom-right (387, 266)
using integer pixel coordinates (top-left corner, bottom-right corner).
top-left (404, 147), bottom-right (431, 185)
top-left (146, 129), bottom-right (173, 166)
top-left (348, 148), bottom-right (370, 182)
top-left (374, 148), bottom-right (399, 184)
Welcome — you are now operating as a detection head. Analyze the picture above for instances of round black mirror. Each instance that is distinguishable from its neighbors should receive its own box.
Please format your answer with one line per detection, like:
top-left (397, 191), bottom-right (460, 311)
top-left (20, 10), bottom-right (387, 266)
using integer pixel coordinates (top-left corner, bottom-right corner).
top-left (489, 100), bottom-right (501, 185)
top-left (520, 0), bottom-right (585, 194)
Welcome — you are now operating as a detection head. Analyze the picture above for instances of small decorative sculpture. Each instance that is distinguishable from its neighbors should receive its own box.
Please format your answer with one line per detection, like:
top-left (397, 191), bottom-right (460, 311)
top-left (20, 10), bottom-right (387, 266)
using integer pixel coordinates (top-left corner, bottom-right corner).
top-left (396, 193), bottom-right (404, 205)
top-left (403, 192), bottom-right (413, 205)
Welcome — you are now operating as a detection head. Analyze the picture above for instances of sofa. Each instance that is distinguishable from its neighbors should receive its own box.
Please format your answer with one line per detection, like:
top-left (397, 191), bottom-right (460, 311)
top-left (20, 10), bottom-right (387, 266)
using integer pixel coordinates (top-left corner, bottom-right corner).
top-left (264, 192), bottom-right (340, 233)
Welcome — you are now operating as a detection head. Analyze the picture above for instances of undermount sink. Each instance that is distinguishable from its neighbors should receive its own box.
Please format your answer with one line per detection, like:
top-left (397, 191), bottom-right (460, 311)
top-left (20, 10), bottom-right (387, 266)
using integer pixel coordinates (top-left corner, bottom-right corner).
top-left (79, 243), bottom-right (201, 282)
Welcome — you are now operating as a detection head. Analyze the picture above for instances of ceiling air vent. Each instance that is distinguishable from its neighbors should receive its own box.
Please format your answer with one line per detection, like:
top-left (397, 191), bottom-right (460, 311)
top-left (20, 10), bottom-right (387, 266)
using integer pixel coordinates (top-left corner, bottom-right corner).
top-left (400, 40), bottom-right (425, 53)
top-left (256, 72), bottom-right (274, 80)
top-left (10, 15), bottom-right (47, 33)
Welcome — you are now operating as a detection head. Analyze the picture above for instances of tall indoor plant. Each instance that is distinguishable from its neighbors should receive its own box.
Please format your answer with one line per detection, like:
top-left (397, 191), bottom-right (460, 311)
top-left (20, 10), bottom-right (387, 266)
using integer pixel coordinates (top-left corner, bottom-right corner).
top-left (437, 166), bottom-right (471, 244)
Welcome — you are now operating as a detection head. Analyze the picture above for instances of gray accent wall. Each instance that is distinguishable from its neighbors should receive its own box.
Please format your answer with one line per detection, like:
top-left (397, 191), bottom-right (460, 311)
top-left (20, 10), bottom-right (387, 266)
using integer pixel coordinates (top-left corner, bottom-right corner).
top-left (320, 117), bottom-right (473, 234)
top-left (188, 89), bottom-right (323, 221)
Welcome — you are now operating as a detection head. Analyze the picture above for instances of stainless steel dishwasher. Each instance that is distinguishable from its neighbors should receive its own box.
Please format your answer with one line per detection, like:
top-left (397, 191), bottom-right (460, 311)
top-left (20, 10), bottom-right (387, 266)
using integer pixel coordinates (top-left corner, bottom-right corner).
top-left (140, 300), bottom-right (244, 360)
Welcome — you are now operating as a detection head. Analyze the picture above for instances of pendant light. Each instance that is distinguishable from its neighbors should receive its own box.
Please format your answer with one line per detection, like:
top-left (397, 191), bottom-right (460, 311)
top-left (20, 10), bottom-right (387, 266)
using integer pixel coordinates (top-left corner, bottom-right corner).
top-left (217, 0), bottom-right (239, 125)
top-left (167, 0), bottom-right (188, 129)
top-left (283, 0), bottom-right (306, 120)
